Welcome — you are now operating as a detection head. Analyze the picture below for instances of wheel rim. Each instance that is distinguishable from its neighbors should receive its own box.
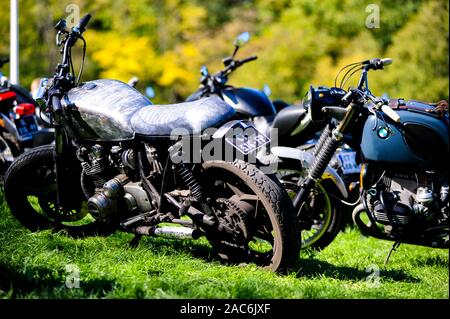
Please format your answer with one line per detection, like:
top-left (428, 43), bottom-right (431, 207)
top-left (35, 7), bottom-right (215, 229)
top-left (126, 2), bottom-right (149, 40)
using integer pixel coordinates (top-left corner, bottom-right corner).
top-left (18, 156), bottom-right (94, 227)
top-left (277, 168), bottom-right (332, 249)
top-left (202, 166), bottom-right (280, 267)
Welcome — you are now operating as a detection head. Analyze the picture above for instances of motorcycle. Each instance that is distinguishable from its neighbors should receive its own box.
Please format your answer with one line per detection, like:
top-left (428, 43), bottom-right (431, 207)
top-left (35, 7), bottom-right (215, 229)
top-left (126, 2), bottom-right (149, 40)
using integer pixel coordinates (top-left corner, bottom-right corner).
top-left (0, 57), bottom-right (54, 182)
top-left (186, 32), bottom-right (349, 250)
top-left (285, 57), bottom-right (448, 256)
top-left (3, 14), bottom-right (301, 272)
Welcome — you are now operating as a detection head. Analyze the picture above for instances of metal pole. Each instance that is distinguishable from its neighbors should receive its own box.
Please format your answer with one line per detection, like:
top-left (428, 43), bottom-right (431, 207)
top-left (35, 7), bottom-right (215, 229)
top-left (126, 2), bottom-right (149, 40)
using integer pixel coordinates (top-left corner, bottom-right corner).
top-left (10, 0), bottom-right (19, 84)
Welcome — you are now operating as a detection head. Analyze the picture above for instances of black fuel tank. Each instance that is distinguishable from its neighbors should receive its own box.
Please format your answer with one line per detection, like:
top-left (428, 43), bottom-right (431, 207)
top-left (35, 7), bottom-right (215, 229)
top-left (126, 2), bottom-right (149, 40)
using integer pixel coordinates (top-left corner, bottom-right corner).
top-left (222, 87), bottom-right (276, 118)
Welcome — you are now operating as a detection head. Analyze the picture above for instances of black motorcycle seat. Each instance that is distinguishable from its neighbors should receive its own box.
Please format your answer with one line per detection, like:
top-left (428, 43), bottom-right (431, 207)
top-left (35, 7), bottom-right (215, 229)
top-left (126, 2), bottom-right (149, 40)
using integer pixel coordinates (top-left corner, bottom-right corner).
top-left (131, 96), bottom-right (236, 136)
top-left (271, 104), bottom-right (307, 138)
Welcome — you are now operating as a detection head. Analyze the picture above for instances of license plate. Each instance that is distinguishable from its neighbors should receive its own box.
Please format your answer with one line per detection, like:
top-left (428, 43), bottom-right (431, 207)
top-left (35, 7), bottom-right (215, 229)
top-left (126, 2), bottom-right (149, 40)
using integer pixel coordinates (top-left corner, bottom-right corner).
top-left (336, 151), bottom-right (361, 175)
top-left (14, 115), bottom-right (38, 137)
top-left (225, 124), bottom-right (270, 155)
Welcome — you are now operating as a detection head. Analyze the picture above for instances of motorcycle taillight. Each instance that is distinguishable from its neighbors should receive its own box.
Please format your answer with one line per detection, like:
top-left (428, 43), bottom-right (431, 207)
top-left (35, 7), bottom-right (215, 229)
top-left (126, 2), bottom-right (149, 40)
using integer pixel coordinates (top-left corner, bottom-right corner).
top-left (15, 103), bottom-right (36, 116)
top-left (0, 90), bottom-right (16, 102)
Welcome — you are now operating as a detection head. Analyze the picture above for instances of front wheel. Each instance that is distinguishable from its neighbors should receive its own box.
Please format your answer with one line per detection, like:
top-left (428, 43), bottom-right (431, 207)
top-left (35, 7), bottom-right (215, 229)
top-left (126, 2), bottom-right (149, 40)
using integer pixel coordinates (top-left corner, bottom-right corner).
top-left (277, 167), bottom-right (342, 250)
top-left (200, 160), bottom-right (301, 272)
top-left (4, 145), bottom-right (109, 236)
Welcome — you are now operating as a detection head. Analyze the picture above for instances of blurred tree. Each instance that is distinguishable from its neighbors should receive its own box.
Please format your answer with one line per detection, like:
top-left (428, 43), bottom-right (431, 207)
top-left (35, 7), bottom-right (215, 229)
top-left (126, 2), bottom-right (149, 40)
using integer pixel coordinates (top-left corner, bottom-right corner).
top-left (0, 0), bottom-right (447, 103)
top-left (376, 0), bottom-right (449, 101)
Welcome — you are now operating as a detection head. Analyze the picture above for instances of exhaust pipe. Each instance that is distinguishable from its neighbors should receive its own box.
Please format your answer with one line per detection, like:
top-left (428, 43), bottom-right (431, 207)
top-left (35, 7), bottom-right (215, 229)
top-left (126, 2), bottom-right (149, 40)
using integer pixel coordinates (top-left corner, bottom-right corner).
top-left (131, 225), bottom-right (201, 240)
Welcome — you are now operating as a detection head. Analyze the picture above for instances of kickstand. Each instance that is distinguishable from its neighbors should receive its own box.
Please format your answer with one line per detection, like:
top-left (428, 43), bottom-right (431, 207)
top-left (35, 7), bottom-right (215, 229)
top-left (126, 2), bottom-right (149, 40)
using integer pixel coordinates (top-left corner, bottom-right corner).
top-left (129, 234), bottom-right (142, 248)
top-left (384, 241), bottom-right (401, 266)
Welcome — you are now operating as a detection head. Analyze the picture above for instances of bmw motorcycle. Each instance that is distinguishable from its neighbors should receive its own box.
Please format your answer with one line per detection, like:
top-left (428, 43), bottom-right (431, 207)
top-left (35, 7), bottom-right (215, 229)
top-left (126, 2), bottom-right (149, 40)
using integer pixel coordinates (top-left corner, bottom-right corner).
top-left (0, 58), bottom-right (53, 182)
top-left (187, 32), bottom-right (349, 250)
top-left (3, 14), bottom-right (301, 272)
top-left (287, 57), bottom-right (448, 254)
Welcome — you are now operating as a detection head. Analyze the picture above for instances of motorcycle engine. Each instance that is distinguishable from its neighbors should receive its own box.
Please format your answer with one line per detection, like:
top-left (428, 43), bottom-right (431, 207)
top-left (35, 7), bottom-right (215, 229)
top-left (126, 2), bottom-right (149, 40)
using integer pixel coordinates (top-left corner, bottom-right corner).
top-left (78, 144), bottom-right (156, 223)
top-left (366, 169), bottom-right (449, 232)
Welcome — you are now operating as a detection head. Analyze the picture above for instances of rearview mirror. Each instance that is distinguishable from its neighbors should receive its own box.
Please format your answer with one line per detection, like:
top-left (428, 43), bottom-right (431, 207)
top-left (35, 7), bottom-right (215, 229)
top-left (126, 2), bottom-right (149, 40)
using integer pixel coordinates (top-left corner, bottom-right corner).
top-left (200, 65), bottom-right (209, 77)
top-left (145, 86), bottom-right (155, 99)
top-left (263, 84), bottom-right (272, 97)
top-left (233, 32), bottom-right (250, 47)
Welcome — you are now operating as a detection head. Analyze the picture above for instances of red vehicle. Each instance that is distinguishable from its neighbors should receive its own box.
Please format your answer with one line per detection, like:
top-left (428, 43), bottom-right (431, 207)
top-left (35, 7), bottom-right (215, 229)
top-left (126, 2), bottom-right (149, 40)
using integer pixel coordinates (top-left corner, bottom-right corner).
top-left (0, 57), bottom-right (53, 181)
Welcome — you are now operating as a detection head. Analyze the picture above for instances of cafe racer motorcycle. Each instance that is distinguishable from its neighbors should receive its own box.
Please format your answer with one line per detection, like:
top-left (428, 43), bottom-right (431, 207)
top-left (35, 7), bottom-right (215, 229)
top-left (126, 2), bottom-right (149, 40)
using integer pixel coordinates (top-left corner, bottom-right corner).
top-left (287, 57), bottom-right (448, 253)
top-left (3, 14), bottom-right (301, 272)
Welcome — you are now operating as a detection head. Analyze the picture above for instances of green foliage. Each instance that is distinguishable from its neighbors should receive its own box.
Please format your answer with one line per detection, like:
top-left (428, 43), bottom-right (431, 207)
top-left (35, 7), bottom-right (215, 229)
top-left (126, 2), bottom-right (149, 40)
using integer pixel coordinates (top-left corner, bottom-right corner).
top-left (375, 0), bottom-right (449, 100)
top-left (0, 0), bottom-right (447, 103)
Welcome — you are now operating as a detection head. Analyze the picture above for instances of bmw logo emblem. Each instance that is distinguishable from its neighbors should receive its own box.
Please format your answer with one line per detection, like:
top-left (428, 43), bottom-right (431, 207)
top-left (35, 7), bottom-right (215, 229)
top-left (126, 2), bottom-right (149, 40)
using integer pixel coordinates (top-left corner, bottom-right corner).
top-left (377, 127), bottom-right (389, 139)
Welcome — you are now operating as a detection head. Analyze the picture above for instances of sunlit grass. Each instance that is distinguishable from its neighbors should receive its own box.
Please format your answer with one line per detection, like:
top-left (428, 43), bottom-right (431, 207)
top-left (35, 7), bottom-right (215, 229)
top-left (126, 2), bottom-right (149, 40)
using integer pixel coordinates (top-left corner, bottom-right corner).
top-left (0, 191), bottom-right (448, 299)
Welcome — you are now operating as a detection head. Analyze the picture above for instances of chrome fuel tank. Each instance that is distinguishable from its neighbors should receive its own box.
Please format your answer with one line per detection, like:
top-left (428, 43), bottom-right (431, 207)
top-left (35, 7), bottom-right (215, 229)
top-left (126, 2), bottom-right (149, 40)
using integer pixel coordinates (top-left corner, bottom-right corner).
top-left (62, 79), bottom-right (152, 141)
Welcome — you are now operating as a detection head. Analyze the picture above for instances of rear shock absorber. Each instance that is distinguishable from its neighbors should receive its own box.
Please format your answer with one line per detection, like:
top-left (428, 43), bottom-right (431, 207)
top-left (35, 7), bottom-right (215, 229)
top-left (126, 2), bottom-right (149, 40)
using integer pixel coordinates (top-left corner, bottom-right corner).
top-left (169, 142), bottom-right (204, 202)
top-left (175, 162), bottom-right (204, 202)
top-left (169, 143), bottom-right (216, 224)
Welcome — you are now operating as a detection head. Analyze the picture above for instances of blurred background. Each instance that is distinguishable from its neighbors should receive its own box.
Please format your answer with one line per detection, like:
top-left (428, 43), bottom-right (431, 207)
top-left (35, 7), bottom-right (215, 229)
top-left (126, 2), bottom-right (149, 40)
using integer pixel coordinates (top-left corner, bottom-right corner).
top-left (0, 0), bottom-right (448, 104)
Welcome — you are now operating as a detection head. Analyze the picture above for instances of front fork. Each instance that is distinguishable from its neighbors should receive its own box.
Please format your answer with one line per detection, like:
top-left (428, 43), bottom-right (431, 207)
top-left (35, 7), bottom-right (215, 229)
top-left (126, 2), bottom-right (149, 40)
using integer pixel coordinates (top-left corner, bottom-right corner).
top-left (53, 117), bottom-right (71, 211)
top-left (293, 103), bottom-right (360, 216)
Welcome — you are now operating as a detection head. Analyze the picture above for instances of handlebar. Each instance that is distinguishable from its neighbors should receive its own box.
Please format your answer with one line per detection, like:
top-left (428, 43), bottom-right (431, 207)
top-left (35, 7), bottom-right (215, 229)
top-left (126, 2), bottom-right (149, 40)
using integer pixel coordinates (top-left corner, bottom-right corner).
top-left (238, 55), bottom-right (257, 65)
top-left (381, 58), bottom-right (392, 66)
top-left (222, 55), bottom-right (258, 75)
top-left (66, 13), bottom-right (91, 48)
top-left (38, 13), bottom-right (92, 124)
top-left (363, 58), bottom-right (393, 70)
top-left (381, 103), bottom-right (401, 122)
top-left (347, 88), bottom-right (401, 123)
top-left (76, 13), bottom-right (91, 33)
top-left (195, 54), bottom-right (258, 97)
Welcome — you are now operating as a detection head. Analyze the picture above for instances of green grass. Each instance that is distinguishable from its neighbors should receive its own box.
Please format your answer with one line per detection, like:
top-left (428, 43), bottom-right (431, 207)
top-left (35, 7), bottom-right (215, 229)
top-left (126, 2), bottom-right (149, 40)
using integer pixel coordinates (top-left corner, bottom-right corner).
top-left (0, 191), bottom-right (448, 299)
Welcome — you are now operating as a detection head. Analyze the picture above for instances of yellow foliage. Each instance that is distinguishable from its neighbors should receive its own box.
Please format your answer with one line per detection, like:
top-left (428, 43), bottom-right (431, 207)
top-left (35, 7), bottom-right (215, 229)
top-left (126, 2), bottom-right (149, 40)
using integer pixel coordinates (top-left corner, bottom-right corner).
top-left (158, 43), bottom-right (204, 96)
top-left (180, 4), bottom-right (207, 34)
top-left (85, 31), bottom-right (162, 83)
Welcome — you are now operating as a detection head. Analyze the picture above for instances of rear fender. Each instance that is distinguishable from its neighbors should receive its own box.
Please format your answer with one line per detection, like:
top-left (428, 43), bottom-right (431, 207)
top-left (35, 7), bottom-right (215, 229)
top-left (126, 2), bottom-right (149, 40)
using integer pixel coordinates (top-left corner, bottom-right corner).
top-left (0, 113), bottom-right (24, 142)
top-left (206, 120), bottom-right (274, 172)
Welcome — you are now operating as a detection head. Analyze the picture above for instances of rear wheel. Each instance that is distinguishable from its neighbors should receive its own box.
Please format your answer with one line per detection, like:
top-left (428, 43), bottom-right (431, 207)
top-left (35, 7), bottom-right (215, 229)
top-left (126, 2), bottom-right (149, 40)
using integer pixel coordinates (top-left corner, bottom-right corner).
top-left (4, 144), bottom-right (109, 236)
top-left (200, 160), bottom-right (300, 272)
